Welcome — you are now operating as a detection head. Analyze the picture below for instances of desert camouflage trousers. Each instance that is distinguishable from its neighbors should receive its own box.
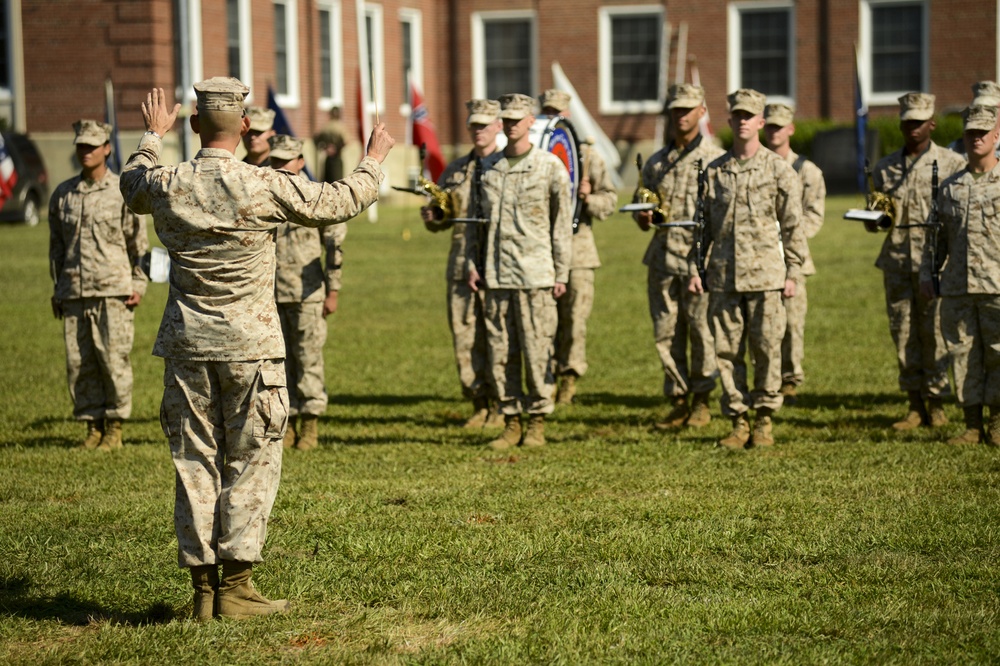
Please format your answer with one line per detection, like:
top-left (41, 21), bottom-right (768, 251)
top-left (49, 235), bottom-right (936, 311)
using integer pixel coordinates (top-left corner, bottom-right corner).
top-left (648, 270), bottom-right (717, 397)
top-left (941, 294), bottom-right (1000, 406)
top-left (485, 288), bottom-right (558, 415)
top-left (447, 280), bottom-right (491, 400)
top-left (556, 268), bottom-right (595, 378)
top-left (781, 278), bottom-right (808, 386)
top-left (62, 297), bottom-right (134, 421)
top-left (278, 301), bottom-right (328, 416)
top-left (160, 358), bottom-right (288, 568)
top-left (883, 270), bottom-right (951, 398)
top-left (710, 290), bottom-right (786, 416)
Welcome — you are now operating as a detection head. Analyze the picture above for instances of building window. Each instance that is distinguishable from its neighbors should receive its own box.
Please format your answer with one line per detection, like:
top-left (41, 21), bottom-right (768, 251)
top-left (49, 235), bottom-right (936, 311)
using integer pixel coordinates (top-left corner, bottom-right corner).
top-left (727, 1), bottom-right (794, 104)
top-left (472, 11), bottom-right (536, 101)
top-left (318, 1), bottom-right (344, 109)
top-left (0, 0), bottom-right (9, 92)
top-left (362, 5), bottom-right (384, 118)
top-left (861, 0), bottom-right (927, 101)
top-left (273, 0), bottom-right (300, 106)
top-left (598, 6), bottom-right (663, 114)
top-left (226, 0), bottom-right (253, 85)
top-left (399, 8), bottom-right (423, 113)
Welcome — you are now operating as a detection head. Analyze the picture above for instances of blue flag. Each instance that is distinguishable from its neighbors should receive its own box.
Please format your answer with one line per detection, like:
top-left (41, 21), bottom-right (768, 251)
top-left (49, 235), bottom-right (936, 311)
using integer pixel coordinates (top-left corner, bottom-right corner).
top-left (854, 47), bottom-right (868, 193)
top-left (267, 86), bottom-right (315, 181)
top-left (104, 79), bottom-right (123, 174)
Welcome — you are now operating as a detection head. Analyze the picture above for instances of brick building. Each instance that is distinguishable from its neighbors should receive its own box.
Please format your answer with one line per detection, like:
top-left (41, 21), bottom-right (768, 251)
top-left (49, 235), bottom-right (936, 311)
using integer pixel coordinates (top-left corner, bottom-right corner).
top-left (3, 0), bottom-right (998, 188)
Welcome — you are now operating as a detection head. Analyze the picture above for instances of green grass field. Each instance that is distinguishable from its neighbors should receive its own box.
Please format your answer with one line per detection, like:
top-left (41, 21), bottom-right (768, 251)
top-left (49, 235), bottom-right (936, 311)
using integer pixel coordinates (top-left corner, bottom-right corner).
top-left (1, 195), bottom-right (998, 664)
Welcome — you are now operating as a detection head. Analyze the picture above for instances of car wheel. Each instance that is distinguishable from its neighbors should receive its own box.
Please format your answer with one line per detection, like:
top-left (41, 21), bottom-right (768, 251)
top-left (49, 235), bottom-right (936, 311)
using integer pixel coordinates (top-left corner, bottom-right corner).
top-left (22, 194), bottom-right (39, 227)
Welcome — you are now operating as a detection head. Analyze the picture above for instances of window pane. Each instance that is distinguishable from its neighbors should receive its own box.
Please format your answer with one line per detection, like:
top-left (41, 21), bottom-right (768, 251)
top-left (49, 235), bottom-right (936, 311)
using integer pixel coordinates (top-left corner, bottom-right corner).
top-left (275, 3), bottom-right (288, 95)
top-left (227, 0), bottom-right (241, 79)
top-left (610, 16), bottom-right (659, 102)
top-left (872, 4), bottom-right (923, 92)
top-left (320, 8), bottom-right (332, 98)
top-left (402, 20), bottom-right (412, 99)
top-left (0, 0), bottom-right (9, 89)
top-left (484, 20), bottom-right (532, 100)
top-left (740, 10), bottom-right (790, 97)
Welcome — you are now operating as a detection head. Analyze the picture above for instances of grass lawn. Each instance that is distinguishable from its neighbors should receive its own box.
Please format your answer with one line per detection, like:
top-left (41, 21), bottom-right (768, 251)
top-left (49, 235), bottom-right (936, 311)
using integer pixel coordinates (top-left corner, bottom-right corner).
top-left (1, 194), bottom-right (998, 664)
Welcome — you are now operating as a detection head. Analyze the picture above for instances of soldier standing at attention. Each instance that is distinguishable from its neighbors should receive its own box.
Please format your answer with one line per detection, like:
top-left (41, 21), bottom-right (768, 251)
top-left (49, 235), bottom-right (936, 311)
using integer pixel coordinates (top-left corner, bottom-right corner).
top-left (242, 107), bottom-right (275, 166)
top-left (269, 134), bottom-right (347, 451)
top-left (466, 93), bottom-right (573, 450)
top-left (922, 104), bottom-right (1000, 446)
top-left (315, 105), bottom-right (348, 183)
top-left (636, 84), bottom-right (724, 430)
top-left (420, 99), bottom-right (504, 429)
top-left (688, 89), bottom-right (808, 449)
top-left (120, 80), bottom-right (393, 620)
top-left (763, 103), bottom-right (826, 405)
top-left (49, 119), bottom-right (148, 451)
top-left (538, 89), bottom-right (618, 405)
top-left (870, 93), bottom-right (965, 430)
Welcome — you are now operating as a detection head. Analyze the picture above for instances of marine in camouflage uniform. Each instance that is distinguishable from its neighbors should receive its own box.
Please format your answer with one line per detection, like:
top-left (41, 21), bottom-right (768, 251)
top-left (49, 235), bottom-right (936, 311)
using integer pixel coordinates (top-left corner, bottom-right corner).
top-left (119, 80), bottom-right (393, 620)
top-left (763, 103), bottom-right (826, 404)
top-left (49, 119), bottom-right (148, 451)
top-left (870, 93), bottom-right (966, 430)
top-left (269, 134), bottom-right (347, 451)
top-left (538, 89), bottom-right (618, 405)
top-left (465, 93), bottom-right (573, 450)
top-left (689, 89), bottom-right (808, 449)
top-left (242, 107), bottom-right (275, 167)
top-left (635, 84), bottom-right (725, 429)
top-left (314, 105), bottom-right (349, 183)
top-left (948, 82), bottom-right (1000, 156)
top-left (421, 99), bottom-right (504, 429)
top-left (923, 104), bottom-right (1000, 446)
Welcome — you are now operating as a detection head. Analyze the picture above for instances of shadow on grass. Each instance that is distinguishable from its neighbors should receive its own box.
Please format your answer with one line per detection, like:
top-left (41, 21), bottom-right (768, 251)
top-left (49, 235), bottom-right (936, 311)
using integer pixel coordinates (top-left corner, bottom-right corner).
top-left (0, 575), bottom-right (175, 626)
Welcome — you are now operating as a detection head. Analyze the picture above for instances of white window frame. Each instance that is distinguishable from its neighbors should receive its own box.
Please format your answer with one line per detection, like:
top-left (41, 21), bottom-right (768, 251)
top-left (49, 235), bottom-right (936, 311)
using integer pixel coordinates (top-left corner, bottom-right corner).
top-left (727, 0), bottom-right (795, 107)
top-left (859, 0), bottom-right (929, 106)
top-left (273, 0), bottom-right (300, 108)
top-left (598, 5), bottom-right (665, 115)
top-left (471, 10), bottom-right (537, 101)
top-left (363, 4), bottom-right (385, 118)
top-left (227, 0), bottom-right (254, 93)
top-left (317, 0), bottom-right (344, 110)
top-left (398, 8), bottom-right (423, 116)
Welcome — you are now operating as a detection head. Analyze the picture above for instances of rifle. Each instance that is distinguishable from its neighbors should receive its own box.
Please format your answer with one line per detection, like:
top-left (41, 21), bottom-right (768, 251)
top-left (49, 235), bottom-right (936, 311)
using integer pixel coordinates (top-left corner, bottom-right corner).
top-left (929, 160), bottom-right (941, 295)
top-left (471, 155), bottom-right (489, 276)
top-left (693, 158), bottom-right (707, 285)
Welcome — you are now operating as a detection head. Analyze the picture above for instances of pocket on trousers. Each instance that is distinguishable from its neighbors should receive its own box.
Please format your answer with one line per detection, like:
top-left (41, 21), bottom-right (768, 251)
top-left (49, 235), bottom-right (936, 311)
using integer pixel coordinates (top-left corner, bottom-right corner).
top-left (159, 369), bottom-right (177, 438)
top-left (253, 363), bottom-right (289, 439)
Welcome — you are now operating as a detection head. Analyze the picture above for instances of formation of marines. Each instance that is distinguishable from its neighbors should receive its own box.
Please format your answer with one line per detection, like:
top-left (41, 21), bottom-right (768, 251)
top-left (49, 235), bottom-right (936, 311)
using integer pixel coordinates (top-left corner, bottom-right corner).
top-left (45, 71), bottom-right (1000, 620)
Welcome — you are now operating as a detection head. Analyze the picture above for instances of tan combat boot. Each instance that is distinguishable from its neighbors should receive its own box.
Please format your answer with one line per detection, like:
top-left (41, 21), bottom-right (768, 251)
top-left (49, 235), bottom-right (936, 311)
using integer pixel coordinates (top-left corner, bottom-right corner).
top-left (718, 413), bottom-right (751, 450)
top-left (780, 382), bottom-right (797, 406)
top-left (752, 408), bottom-right (775, 447)
top-left (892, 391), bottom-right (928, 430)
top-left (522, 415), bottom-right (546, 447)
top-left (97, 419), bottom-right (123, 452)
top-left (927, 397), bottom-right (948, 427)
top-left (654, 395), bottom-right (689, 430)
top-left (686, 392), bottom-right (712, 428)
top-left (190, 564), bottom-right (219, 622)
top-left (947, 405), bottom-right (984, 446)
top-left (295, 415), bottom-right (319, 451)
top-left (556, 375), bottom-right (576, 405)
top-left (216, 560), bottom-right (290, 619)
top-left (282, 416), bottom-right (297, 449)
top-left (81, 420), bottom-right (103, 450)
top-left (488, 415), bottom-right (522, 451)
top-left (988, 405), bottom-right (1000, 447)
top-left (484, 401), bottom-right (506, 429)
top-left (463, 397), bottom-right (490, 428)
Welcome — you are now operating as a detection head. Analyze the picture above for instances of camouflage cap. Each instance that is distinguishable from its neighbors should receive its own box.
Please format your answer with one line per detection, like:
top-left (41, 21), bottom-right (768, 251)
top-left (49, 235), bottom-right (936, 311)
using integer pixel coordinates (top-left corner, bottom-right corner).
top-left (498, 93), bottom-right (537, 120)
top-left (538, 89), bottom-right (571, 113)
top-left (963, 104), bottom-right (999, 132)
top-left (268, 134), bottom-right (303, 160)
top-left (193, 77), bottom-right (249, 113)
top-left (764, 103), bottom-right (795, 127)
top-left (246, 106), bottom-right (276, 132)
top-left (72, 119), bottom-right (112, 145)
top-left (971, 81), bottom-right (1000, 107)
top-left (666, 83), bottom-right (705, 110)
top-left (898, 92), bottom-right (935, 121)
top-left (466, 99), bottom-right (500, 125)
top-left (727, 88), bottom-right (766, 116)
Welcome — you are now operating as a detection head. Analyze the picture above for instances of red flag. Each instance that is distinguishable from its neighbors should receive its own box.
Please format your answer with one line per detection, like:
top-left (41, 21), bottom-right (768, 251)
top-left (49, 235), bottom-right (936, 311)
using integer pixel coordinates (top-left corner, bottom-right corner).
top-left (409, 80), bottom-right (445, 181)
top-left (0, 133), bottom-right (18, 206)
